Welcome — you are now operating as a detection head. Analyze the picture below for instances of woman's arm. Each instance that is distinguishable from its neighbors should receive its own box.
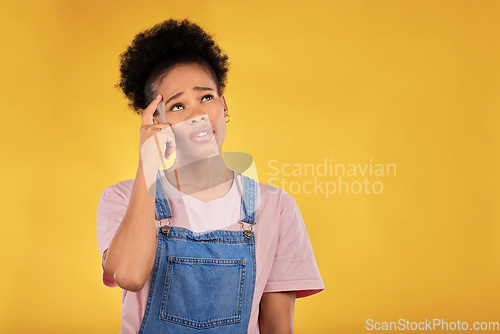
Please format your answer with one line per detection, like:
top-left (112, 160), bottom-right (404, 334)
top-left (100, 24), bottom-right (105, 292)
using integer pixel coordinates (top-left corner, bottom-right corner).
top-left (259, 291), bottom-right (296, 334)
top-left (102, 162), bottom-right (157, 292)
top-left (102, 96), bottom-right (168, 292)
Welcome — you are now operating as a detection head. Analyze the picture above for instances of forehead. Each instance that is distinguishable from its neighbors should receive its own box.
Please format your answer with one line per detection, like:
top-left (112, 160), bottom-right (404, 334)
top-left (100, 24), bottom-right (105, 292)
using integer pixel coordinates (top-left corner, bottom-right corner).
top-left (157, 63), bottom-right (217, 92)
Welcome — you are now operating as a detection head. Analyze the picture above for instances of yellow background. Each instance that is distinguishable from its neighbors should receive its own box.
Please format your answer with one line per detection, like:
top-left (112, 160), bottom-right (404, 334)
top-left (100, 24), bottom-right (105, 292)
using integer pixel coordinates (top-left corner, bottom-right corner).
top-left (1, 0), bottom-right (499, 333)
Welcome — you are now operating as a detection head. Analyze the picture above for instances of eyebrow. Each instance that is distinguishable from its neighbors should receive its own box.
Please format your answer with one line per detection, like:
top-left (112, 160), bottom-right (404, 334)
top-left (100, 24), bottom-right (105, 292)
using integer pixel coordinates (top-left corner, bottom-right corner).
top-left (164, 87), bottom-right (214, 105)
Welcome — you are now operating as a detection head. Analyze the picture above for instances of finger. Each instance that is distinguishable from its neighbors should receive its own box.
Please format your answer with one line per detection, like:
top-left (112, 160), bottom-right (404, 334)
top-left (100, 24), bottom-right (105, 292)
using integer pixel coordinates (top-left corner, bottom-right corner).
top-left (165, 138), bottom-right (176, 152)
top-left (164, 135), bottom-right (176, 159)
top-left (164, 147), bottom-right (175, 160)
top-left (152, 132), bottom-right (169, 170)
top-left (142, 95), bottom-right (163, 126)
top-left (153, 125), bottom-right (175, 140)
top-left (150, 122), bottom-right (173, 130)
top-left (155, 127), bottom-right (176, 149)
top-left (156, 128), bottom-right (176, 148)
top-left (165, 144), bottom-right (176, 156)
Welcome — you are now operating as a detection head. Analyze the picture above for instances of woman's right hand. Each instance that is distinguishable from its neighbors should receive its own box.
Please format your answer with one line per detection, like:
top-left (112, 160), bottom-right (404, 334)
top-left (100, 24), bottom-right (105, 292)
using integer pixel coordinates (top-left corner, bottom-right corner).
top-left (138, 95), bottom-right (176, 195)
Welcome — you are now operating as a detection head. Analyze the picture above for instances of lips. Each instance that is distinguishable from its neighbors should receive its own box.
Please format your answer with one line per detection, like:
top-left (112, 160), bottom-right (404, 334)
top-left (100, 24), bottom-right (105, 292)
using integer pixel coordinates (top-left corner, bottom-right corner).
top-left (190, 125), bottom-right (215, 143)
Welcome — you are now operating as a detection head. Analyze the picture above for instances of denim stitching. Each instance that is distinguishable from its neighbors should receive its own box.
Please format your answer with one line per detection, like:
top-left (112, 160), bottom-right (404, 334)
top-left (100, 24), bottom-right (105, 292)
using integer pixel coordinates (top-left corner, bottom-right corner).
top-left (155, 170), bottom-right (173, 220)
top-left (241, 175), bottom-right (257, 224)
top-left (159, 257), bottom-right (245, 328)
top-left (137, 230), bottom-right (163, 334)
top-left (159, 255), bottom-right (175, 321)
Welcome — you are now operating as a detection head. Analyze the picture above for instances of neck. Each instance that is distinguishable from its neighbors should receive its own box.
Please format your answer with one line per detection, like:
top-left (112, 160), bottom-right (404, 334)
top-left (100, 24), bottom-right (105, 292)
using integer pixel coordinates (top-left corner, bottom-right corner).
top-left (164, 152), bottom-right (232, 194)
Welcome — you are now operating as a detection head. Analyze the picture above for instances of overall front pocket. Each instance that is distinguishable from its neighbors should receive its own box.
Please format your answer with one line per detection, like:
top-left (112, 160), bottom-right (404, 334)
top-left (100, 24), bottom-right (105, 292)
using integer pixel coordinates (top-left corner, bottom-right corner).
top-left (160, 256), bottom-right (246, 329)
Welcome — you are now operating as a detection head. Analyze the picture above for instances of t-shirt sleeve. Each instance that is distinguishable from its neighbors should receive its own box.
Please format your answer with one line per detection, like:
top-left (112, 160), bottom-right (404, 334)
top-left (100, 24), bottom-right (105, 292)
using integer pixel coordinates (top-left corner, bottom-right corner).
top-left (263, 191), bottom-right (325, 298)
top-left (96, 182), bottom-right (131, 288)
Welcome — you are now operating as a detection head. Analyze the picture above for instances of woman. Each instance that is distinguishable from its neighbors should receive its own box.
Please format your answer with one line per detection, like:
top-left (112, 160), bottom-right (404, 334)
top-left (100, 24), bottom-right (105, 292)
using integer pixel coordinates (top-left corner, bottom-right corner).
top-left (96, 18), bottom-right (324, 333)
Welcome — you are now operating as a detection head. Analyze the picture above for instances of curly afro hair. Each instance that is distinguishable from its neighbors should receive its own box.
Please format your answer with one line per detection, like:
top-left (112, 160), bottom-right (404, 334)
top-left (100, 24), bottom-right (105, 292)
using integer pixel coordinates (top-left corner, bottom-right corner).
top-left (115, 19), bottom-right (229, 115)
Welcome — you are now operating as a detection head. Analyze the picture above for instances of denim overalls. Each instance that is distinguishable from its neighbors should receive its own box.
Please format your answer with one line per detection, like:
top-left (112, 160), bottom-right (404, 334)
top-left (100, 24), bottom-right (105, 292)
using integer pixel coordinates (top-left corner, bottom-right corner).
top-left (138, 171), bottom-right (258, 333)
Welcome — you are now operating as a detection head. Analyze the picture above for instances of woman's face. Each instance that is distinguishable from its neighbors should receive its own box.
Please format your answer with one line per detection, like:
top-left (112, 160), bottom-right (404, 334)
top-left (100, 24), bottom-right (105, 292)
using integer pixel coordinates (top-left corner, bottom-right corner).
top-left (153, 63), bottom-right (228, 158)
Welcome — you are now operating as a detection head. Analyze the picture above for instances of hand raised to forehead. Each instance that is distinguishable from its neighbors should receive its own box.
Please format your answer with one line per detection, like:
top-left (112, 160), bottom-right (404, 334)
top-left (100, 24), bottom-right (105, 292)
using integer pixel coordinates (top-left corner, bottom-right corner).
top-left (138, 95), bottom-right (176, 196)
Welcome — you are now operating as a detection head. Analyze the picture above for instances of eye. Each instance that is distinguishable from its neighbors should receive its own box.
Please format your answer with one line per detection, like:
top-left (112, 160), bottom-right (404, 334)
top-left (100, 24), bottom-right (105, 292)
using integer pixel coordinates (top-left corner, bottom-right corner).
top-left (170, 104), bottom-right (184, 111)
top-left (201, 94), bottom-right (213, 102)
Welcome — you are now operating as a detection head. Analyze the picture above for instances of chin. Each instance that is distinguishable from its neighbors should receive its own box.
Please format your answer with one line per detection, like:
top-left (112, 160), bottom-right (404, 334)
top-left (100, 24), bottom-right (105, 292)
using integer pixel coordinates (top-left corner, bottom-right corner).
top-left (176, 142), bottom-right (221, 159)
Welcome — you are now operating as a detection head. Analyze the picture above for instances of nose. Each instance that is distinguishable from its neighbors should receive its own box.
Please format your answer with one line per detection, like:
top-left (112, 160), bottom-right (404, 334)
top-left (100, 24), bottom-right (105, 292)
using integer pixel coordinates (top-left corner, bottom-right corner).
top-left (187, 113), bottom-right (209, 125)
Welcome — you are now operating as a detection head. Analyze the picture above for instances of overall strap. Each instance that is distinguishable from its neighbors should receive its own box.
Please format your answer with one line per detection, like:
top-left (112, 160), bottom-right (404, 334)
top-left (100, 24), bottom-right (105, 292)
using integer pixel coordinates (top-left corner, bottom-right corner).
top-left (240, 174), bottom-right (258, 224)
top-left (154, 170), bottom-right (173, 220)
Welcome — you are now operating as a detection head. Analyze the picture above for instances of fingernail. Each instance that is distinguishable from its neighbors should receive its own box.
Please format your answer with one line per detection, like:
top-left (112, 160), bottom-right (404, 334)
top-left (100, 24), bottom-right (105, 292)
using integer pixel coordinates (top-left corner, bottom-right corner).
top-left (156, 95), bottom-right (162, 100)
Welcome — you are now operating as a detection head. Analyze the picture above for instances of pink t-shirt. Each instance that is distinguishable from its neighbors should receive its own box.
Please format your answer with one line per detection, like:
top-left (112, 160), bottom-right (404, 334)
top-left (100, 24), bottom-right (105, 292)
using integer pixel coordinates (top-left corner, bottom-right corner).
top-left (96, 171), bottom-right (324, 334)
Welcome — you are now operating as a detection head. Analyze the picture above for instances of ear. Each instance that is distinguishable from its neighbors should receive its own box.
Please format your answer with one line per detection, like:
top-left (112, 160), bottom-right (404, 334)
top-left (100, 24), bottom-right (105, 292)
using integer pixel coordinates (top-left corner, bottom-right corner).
top-left (221, 94), bottom-right (228, 115)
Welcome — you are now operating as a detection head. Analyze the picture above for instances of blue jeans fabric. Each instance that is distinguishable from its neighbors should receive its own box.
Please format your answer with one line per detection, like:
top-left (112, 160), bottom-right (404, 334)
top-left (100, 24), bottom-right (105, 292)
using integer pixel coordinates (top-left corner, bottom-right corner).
top-left (138, 171), bottom-right (258, 333)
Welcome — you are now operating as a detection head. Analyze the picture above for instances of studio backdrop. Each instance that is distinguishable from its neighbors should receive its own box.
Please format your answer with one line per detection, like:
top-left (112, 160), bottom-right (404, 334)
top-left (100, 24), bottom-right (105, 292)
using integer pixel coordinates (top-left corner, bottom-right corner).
top-left (1, 0), bottom-right (499, 333)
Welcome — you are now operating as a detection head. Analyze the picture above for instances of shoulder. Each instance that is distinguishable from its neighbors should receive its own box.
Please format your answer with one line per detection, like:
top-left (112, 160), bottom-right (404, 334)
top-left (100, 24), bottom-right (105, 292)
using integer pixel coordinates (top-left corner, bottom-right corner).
top-left (99, 179), bottom-right (134, 201)
top-left (246, 177), bottom-right (297, 215)
top-left (97, 179), bottom-right (135, 214)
